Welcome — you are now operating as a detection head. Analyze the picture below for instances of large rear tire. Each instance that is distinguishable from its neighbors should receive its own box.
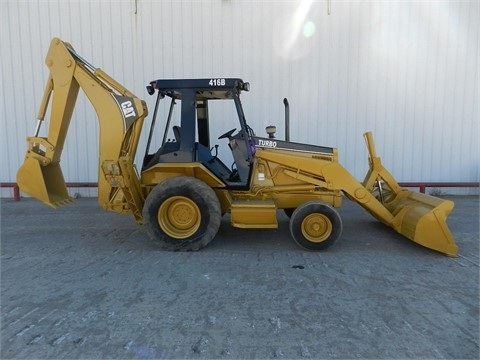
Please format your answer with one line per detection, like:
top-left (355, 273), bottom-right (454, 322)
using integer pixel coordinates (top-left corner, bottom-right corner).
top-left (143, 176), bottom-right (221, 251)
top-left (289, 201), bottom-right (342, 251)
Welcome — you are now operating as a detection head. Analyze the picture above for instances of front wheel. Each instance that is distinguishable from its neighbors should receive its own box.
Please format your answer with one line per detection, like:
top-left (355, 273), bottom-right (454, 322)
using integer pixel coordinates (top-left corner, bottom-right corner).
top-left (289, 201), bottom-right (342, 251)
top-left (143, 176), bottom-right (221, 251)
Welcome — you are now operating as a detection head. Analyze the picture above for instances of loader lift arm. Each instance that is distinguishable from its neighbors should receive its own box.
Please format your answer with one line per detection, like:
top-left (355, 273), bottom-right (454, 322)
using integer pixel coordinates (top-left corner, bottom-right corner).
top-left (17, 38), bottom-right (148, 222)
top-left (254, 132), bottom-right (458, 256)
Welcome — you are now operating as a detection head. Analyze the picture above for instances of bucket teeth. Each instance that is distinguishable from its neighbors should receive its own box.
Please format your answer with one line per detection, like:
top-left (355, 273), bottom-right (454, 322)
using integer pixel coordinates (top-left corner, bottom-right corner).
top-left (47, 198), bottom-right (75, 209)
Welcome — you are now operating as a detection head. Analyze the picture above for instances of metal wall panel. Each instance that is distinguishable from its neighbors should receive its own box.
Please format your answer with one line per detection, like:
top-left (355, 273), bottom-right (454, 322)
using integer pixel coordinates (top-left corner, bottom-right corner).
top-left (1, 0), bottom-right (478, 197)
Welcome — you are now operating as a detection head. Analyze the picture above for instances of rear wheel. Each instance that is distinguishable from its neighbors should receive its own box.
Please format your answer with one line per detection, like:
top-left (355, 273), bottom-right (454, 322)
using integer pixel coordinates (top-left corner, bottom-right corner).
top-left (143, 176), bottom-right (221, 251)
top-left (289, 201), bottom-right (342, 251)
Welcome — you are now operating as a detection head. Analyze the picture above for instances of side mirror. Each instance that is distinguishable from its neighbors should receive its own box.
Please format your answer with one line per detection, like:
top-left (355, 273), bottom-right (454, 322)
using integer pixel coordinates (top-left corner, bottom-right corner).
top-left (146, 85), bottom-right (155, 95)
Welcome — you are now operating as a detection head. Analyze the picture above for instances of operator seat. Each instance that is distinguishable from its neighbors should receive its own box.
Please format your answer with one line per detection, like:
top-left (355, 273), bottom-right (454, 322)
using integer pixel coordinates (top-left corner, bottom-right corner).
top-left (229, 131), bottom-right (252, 184)
top-left (142, 125), bottom-right (182, 170)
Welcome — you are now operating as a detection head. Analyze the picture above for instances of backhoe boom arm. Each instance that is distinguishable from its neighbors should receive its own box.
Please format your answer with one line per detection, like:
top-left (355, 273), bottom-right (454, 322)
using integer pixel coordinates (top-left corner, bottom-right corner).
top-left (17, 38), bottom-right (148, 221)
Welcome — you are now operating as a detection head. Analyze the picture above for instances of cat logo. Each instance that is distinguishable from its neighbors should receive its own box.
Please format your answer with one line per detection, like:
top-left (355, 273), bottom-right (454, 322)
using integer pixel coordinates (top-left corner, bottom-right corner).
top-left (121, 101), bottom-right (136, 118)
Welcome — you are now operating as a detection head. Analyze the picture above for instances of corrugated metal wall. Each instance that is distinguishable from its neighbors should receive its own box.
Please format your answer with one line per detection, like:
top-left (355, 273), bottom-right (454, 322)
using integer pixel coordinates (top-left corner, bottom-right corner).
top-left (1, 0), bottom-right (478, 197)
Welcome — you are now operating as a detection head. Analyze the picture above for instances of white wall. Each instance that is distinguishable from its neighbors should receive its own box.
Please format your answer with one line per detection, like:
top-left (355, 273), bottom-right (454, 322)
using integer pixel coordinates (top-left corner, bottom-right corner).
top-left (1, 0), bottom-right (478, 197)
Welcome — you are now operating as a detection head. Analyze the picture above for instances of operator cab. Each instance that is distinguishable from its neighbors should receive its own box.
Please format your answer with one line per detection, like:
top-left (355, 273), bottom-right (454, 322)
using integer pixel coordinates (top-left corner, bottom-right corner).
top-left (142, 78), bottom-right (254, 188)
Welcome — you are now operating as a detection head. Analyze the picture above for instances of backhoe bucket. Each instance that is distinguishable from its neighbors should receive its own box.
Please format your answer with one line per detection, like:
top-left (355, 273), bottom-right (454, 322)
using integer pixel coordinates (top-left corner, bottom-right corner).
top-left (383, 190), bottom-right (458, 256)
top-left (16, 156), bottom-right (73, 208)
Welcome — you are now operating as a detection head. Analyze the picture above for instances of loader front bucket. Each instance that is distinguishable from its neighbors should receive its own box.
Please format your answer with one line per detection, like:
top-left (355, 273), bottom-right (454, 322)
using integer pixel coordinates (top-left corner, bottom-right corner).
top-left (383, 190), bottom-right (458, 256)
top-left (16, 156), bottom-right (73, 208)
top-left (358, 131), bottom-right (458, 256)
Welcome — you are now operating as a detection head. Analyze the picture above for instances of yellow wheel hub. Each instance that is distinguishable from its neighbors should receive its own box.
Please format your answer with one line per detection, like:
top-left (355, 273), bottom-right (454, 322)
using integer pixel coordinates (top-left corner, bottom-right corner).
top-left (301, 213), bottom-right (332, 243)
top-left (158, 196), bottom-right (201, 239)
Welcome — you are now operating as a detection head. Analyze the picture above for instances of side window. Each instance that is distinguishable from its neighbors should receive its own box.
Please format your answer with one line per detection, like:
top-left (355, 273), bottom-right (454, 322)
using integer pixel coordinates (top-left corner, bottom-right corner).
top-left (164, 99), bottom-right (182, 145)
top-left (147, 98), bottom-right (182, 151)
top-left (207, 99), bottom-right (239, 167)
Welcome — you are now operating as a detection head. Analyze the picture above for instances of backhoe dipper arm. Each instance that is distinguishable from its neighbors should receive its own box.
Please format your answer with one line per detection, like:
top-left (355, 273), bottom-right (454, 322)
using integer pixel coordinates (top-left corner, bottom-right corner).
top-left (17, 38), bottom-right (148, 221)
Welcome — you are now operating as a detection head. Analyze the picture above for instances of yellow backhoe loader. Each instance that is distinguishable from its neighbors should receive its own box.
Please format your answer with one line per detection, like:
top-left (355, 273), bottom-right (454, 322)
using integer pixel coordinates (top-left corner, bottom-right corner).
top-left (17, 38), bottom-right (458, 255)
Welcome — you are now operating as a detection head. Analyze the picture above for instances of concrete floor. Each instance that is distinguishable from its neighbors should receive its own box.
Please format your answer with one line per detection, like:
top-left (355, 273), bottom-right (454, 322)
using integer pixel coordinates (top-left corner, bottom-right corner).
top-left (1, 196), bottom-right (479, 359)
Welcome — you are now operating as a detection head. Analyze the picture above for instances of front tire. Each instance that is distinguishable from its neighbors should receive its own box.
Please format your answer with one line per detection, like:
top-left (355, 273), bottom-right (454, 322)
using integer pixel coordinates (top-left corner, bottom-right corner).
top-left (143, 176), bottom-right (221, 251)
top-left (289, 201), bottom-right (342, 251)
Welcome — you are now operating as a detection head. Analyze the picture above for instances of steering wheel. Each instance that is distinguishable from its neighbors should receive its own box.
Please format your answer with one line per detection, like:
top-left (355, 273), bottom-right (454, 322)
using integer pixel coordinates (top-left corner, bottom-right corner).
top-left (218, 128), bottom-right (236, 140)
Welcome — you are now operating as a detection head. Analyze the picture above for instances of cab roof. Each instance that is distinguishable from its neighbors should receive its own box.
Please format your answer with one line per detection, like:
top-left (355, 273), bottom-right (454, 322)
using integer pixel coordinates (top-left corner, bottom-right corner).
top-left (147, 78), bottom-right (249, 100)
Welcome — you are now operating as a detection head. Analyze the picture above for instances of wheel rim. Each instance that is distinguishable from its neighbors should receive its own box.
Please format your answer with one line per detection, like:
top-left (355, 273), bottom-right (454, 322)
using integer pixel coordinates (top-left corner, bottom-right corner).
top-left (158, 196), bottom-right (201, 239)
top-left (301, 213), bottom-right (332, 242)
